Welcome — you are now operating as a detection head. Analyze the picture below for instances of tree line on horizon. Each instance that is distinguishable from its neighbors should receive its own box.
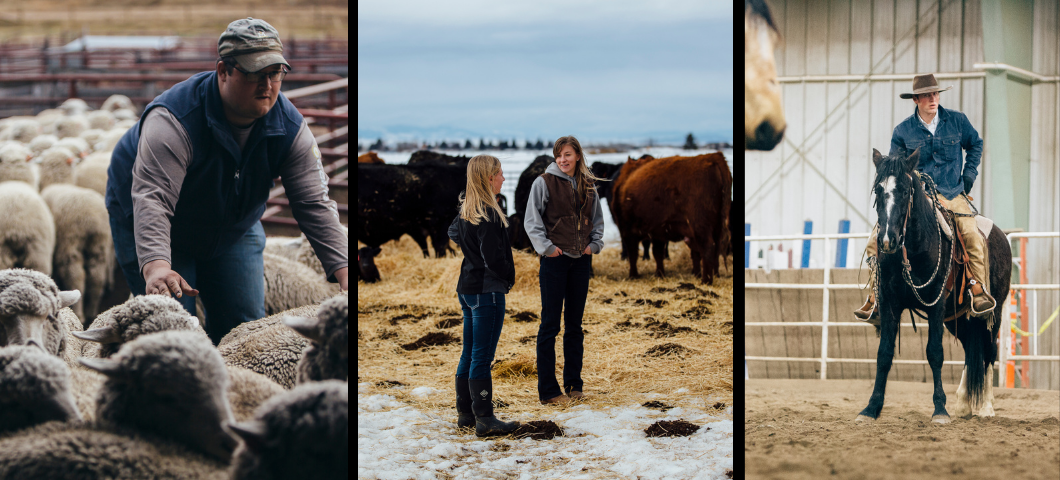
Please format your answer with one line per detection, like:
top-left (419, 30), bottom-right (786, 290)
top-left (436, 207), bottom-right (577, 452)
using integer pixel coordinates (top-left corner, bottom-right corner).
top-left (357, 133), bottom-right (730, 153)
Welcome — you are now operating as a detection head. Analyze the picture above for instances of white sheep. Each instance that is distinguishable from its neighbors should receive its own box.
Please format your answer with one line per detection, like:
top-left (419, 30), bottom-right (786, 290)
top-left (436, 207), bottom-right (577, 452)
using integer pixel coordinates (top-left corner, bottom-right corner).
top-left (113, 118), bottom-right (138, 131)
top-left (73, 150), bottom-right (112, 198)
top-left (54, 115), bottom-right (88, 140)
top-left (35, 147), bottom-right (77, 191)
top-left (54, 135), bottom-right (90, 159)
top-left (228, 380), bottom-right (348, 480)
top-left (78, 128), bottom-right (106, 149)
top-left (55, 306), bottom-right (105, 422)
top-left (0, 144), bottom-right (39, 189)
top-left (76, 295), bottom-right (285, 423)
top-left (100, 94), bottom-right (134, 113)
top-left (86, 110), bottom-right (115, 131)
top-left (284, 294), bottom-right (348, 385)
top-left (41, 184), bottom-right (113, 323)
top-left (112, 108), bottom-right (138, 122)
top-left (0, 183), bottom-right (55, 274)
top-left (0, 345), bottom-right (82, 432)
top-left (58, 98), bottom-right (89, 116)
top-left (217, 303), bottom-right (317, 389)
top-left (264, 227), bottom-right (349, 279)
top-left (263, 252), bottom-right (343, 315)
top-left (0, 268), bottom-right (79, 360)
top-left (28, 134), bottom-right (58, 157)
top-left (79, 330), bottom-right (237, 461)
top-left (0, 421), bottom-right (229, 478)
top-left (0, 119), bottom-right (40, 144)
top-left (93, 129), bottom-right (126, 153)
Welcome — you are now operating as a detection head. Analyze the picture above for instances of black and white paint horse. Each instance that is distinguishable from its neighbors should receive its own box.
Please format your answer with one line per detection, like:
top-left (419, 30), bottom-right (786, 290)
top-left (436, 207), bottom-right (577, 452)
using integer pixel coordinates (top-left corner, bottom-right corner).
top-left (858, 149), bottom-right (1011, 424)
top-left (745, 0), bottom-right (785, 150)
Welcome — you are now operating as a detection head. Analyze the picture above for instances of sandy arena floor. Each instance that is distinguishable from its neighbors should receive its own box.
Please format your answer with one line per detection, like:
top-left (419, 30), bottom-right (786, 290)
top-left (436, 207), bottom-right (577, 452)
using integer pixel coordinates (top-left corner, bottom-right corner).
top-left (744, 379), bottom-right (1060, 479)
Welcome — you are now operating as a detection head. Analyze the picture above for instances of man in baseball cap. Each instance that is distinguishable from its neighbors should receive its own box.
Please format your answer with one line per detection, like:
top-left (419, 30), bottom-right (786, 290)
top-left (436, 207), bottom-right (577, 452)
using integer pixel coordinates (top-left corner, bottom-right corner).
top-left (105, 18), bottom-right (348, 344)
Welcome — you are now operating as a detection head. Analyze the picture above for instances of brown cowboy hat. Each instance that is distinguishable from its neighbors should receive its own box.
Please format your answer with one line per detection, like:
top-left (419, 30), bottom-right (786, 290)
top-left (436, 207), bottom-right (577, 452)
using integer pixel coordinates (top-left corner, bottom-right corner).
top-left (899, 74), bottom-right (952, 99)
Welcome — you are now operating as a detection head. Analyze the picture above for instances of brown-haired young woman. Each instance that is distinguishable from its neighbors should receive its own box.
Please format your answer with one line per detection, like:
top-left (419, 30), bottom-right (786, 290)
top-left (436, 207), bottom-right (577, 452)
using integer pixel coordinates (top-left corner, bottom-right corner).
top-left (523, 135), bottom-right (606, 404)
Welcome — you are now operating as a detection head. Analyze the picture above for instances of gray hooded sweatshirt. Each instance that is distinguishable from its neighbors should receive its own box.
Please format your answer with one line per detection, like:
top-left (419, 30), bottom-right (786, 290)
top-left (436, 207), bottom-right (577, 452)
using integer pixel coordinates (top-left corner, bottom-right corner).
top-left (523, 162), bottom-right (605, 258)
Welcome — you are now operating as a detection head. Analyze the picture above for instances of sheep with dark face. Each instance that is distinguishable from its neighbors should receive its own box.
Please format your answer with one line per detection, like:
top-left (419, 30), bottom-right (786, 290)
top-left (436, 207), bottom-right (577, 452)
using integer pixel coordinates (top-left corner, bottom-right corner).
top-left (76, 295), bottom-right (285, 422)
top-left (228, 380), bottom-right (348, 480)
top-left (0, 345), bottom-right (81, 432)
top-left (0, 268), bottom-right (79, 354)
top-left (285, 294), bottom-right (348, 384)
top-left (79, 330), bottom-right (237, 461)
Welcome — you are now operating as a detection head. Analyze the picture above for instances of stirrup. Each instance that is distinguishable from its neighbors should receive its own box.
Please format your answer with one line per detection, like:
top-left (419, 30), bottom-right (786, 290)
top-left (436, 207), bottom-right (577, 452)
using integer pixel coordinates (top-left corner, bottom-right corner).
top-left (968, 280), bottom-right (996, 317)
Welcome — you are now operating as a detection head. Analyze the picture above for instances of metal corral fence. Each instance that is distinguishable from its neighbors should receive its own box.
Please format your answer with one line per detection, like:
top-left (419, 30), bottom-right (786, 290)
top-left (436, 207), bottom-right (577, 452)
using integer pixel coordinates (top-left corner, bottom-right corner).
top-left (745, 231), bottom-right (1060, 389)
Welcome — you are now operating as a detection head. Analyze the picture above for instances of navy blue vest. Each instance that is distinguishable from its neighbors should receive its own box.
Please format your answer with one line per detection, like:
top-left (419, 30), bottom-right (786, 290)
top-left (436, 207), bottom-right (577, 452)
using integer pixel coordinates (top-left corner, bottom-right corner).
top-left (106, 71), bottom-right (303, 259)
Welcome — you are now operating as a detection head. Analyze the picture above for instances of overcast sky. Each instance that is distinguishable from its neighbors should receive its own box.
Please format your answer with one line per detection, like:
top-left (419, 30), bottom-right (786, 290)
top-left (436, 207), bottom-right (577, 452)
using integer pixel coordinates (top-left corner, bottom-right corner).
top-left (357, 0), bottom-right (733, 145)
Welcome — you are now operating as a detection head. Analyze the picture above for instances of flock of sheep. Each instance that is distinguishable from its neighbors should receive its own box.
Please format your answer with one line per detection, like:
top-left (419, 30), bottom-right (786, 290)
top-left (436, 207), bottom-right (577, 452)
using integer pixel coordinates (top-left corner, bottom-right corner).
top-left (0, 98), bottom-right (348, 477)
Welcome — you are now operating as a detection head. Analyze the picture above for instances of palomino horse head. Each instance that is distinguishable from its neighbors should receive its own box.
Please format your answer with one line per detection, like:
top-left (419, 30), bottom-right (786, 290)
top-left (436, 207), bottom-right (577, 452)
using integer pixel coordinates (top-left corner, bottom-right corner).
top-left (745, 0), bottom-right (785, 151)
top-left (872, 148), bottom-right (921, 254)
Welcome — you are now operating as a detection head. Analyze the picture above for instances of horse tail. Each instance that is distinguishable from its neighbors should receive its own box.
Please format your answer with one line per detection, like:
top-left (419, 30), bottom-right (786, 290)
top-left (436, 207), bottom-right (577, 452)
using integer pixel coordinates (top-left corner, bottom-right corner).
top-left (964, 316), bottom-right (989, 413)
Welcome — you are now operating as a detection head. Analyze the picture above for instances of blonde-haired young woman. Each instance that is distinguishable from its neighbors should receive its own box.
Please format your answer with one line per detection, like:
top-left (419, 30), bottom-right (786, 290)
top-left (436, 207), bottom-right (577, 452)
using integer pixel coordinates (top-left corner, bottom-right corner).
top-left (523, 135), bottom-right (605, 404)
top-left (446, 154), bottom-right (521, 437)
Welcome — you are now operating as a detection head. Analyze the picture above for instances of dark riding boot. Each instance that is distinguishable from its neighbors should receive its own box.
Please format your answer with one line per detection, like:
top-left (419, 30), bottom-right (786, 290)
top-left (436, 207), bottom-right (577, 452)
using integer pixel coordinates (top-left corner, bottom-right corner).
top-left (969, 279), bottom-right (995, 316)
top-left (455, 376), bottom-right (475, 429)
top-left (469, 378), bottom-right (519, 437)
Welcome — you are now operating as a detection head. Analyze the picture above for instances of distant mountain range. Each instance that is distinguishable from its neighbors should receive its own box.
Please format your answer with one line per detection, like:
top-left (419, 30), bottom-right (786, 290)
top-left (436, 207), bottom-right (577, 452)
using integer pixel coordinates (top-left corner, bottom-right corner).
top-left (357, 125), bottom-right (732, 148)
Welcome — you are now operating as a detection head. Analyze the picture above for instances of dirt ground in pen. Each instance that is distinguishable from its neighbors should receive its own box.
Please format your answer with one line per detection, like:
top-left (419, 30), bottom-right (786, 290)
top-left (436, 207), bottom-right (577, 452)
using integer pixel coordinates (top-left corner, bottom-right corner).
top-left (357, 235), bottom-right (733, 422)
top-left (745, 379), bottom-right (1060, 480)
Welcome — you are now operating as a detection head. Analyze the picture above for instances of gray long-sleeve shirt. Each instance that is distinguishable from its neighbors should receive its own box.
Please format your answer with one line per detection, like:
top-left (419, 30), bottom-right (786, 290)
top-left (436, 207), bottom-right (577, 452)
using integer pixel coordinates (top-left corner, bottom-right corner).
top-left (523, 162), bottom-right (605, 258)
top-left (130, 107), bottom-right (348, 282)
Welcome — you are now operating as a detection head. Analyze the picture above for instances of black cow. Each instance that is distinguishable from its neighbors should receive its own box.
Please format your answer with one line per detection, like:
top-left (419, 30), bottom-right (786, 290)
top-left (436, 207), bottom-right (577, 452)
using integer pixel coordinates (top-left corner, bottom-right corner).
top-left (358, 162), bottom-right (466, 258)
top-left (408, 150), bottom-right (472, 167)
top-left (358, 246), bottom-right (382, 283)
top-left (508, 155), bottom-right (555, 251)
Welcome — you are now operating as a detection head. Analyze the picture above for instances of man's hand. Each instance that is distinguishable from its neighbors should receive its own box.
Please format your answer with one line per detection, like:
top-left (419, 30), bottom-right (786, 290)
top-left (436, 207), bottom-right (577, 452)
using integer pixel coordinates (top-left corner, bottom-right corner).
top-left (143, 259), bottom-right (198, 299)
top-left (548, 247), bottom-right (563, 258)
top-left (334, 267), bottom-right (348, 291)
top-left (583, 246), bottom-right (592, 255)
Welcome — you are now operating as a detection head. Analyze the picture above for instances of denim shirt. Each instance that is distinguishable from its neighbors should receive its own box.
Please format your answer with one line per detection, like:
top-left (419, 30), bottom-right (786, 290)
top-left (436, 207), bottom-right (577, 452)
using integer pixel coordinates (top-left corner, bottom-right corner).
top-left (888, 105), bottom-right (983, 200)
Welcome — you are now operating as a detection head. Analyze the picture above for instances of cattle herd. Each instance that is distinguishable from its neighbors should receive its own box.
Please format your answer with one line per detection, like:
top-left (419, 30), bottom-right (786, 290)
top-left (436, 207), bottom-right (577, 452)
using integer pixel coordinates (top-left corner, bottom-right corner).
top-left (357, 149), bottom-right (734, 285)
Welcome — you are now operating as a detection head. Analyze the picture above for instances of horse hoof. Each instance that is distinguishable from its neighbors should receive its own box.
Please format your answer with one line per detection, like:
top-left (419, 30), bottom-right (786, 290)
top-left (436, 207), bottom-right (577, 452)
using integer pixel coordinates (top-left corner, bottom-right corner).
top-left (931, 415), bottom-right (951, 424)
top-left (978, 404), bottom-right (996, 417)
top-left (854, 415), bottom-right (875, 423)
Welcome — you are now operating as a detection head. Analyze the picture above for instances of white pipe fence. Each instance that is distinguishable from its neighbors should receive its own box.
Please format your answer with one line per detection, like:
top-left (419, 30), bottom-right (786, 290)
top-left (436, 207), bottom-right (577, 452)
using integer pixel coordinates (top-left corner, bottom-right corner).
top-left (745, 231), bottom-right (1060, 387)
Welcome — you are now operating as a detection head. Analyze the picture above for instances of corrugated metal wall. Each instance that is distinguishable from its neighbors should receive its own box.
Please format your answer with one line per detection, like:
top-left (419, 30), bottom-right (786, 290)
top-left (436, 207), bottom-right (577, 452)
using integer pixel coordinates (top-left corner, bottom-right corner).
top-left (745, 0), bottom-right (1059, 389)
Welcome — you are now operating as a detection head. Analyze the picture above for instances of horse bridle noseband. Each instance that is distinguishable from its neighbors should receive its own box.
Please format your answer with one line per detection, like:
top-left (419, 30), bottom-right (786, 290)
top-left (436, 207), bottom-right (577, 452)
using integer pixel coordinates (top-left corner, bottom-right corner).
top-left (877, 172), bottom-right (950, 307)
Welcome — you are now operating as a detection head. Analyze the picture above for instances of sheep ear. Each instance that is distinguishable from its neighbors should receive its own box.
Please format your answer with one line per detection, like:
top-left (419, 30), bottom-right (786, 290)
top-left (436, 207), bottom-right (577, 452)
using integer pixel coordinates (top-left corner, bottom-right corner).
top-left (72, 327), bottom-right (122, 344)
top-left (227, 421), bottom-right (267, 451)
top-left (79, 357), bottom-right (125, 379)
top-left (58, 290), bottom-right (81, 308)
top-left (284, 316), bottom-right (323, 342)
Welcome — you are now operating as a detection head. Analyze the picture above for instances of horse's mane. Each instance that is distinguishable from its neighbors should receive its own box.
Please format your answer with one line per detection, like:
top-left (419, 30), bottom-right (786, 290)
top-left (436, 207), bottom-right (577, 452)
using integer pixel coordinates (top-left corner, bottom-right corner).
top-left (746, 0), bottom-right (779, 34)
top-left (873, 153), bottom-right (938, 254)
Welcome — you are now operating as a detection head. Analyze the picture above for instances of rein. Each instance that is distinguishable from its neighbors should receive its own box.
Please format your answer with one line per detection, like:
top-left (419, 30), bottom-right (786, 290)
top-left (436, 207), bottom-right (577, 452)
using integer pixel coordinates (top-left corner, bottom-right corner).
top-left (891, 172), bottom-right (950, 307)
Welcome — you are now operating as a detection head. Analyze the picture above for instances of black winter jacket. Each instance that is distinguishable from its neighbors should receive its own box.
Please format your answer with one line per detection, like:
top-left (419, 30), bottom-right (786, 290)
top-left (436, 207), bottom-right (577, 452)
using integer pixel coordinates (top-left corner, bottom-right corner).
top-left (448, 208), bottom-right (515, 294)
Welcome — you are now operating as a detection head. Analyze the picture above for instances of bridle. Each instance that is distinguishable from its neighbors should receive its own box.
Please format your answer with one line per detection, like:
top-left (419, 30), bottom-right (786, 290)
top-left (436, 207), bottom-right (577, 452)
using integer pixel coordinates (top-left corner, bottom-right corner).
top-left (876, 171), bottom-right (950, 307)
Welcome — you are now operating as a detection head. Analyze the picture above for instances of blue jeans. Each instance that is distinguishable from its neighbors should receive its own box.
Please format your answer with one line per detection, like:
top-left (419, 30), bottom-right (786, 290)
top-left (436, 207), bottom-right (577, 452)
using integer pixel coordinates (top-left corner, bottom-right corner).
top-left (109, 212), bottom-right (267, 344)
top-left (455, 292), bottom-right (506, 380)
top-left (537, 254), bottom-right (591, 401)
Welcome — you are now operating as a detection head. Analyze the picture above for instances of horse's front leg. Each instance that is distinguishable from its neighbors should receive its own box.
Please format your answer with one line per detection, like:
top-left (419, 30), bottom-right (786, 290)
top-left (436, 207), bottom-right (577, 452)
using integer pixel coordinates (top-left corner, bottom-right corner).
top-left (926, 306), bottom-right (950, 423)
top-left (857, 303), bottom-right (901, 422)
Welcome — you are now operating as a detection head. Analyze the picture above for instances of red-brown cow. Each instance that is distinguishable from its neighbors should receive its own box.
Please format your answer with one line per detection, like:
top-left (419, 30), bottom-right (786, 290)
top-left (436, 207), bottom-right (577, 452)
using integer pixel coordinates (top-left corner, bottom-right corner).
top-left (614, 153), bottom-right (731, 284)
top-left (358, 152), bottom-right (385, 163)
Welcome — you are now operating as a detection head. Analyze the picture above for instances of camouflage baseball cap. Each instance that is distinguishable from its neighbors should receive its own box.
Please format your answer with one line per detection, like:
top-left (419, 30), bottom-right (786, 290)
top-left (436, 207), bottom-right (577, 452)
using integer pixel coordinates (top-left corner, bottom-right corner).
top-left (218, 18), bottom-right (292, 72)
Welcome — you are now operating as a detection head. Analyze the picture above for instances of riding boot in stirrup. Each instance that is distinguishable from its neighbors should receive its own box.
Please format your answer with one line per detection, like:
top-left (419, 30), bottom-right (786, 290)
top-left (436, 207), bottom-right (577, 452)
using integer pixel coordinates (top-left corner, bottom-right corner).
top-left (968, 279), bottom-right (995, 316)
top-left (854, 256), bottom-right (880, 325)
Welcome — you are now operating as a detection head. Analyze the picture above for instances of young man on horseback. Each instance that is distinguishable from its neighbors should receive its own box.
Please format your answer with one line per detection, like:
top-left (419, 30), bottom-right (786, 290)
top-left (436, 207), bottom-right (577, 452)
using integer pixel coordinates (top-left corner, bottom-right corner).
top-left (855, 74), bottom-right (994, 323)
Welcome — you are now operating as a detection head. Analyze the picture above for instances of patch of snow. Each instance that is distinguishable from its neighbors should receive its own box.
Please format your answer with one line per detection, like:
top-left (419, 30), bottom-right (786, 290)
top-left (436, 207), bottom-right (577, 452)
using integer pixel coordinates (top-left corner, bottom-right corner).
top-left (358, 391), bottom-right (733, 479)
top-left (409, 386), bottom-right (441, 400)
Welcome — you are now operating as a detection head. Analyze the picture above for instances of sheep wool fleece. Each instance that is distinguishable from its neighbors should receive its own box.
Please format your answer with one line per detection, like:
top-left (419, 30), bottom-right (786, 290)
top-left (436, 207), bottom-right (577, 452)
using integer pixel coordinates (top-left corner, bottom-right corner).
top-left (0, 345), bottom-right (81, 433)
top-left (229, 380), bottom-right (348, 480)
